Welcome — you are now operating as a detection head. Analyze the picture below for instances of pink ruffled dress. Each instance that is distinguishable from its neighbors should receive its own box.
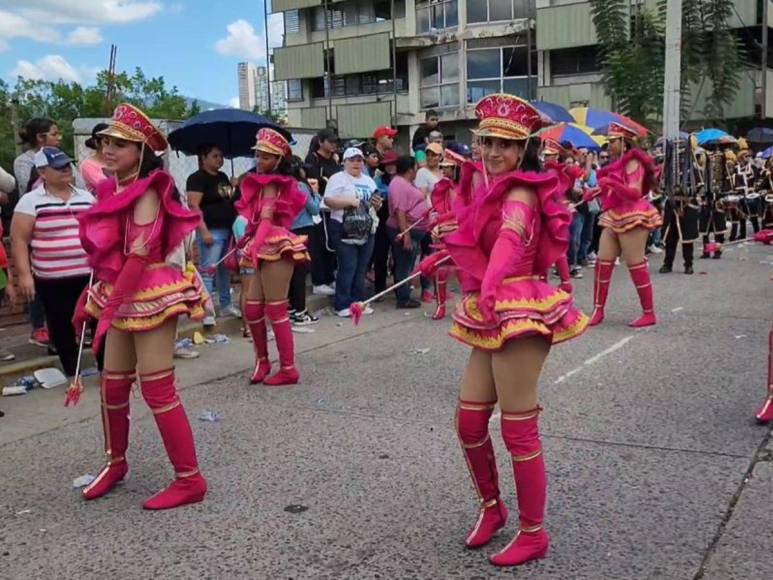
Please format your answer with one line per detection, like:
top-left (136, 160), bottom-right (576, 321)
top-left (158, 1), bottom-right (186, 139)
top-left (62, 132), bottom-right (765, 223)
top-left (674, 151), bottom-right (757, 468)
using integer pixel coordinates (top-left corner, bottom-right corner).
top-left (596, 149), bottom-right (662, 233)
top-left (430, 178), bottom-right (459, 244)
top-left (79, 171), bottom-right (207, 332)
top-left (444, 170), bottom-right (588, 351)
top-left (234, 173), bottom-right (309, 268)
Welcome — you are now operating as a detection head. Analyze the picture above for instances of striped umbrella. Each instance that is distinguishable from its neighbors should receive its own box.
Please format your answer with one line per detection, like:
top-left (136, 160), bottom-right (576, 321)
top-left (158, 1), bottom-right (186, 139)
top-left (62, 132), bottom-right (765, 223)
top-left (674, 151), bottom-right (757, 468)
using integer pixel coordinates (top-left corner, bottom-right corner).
top-left (569, 107), bottom-right (648, 138)
top-left (539, 123), bottom-right (605, 150)
top-left (530, 100), bottom-right (574, 124)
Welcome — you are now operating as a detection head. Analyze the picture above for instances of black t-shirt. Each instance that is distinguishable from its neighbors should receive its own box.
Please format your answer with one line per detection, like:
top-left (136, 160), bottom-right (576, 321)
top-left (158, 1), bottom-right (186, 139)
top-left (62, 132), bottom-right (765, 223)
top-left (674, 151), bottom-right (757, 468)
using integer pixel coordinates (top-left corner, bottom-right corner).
top-left (186, 170), bottom-right (236, 230)
top-left (412, 125), bottom-right (431, 150)
top-left (304, 151), bottom-right (341, 195)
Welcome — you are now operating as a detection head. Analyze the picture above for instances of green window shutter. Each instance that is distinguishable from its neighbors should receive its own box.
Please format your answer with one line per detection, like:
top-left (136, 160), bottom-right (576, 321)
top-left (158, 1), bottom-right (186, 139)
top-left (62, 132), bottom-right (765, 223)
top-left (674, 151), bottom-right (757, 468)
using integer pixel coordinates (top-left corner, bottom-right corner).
top-left (537, 3), bottom-right (597, 51)
top-left (272, 0), bottom-right (321, 12)
top-left (337, 101), bottom-right (392, 139)
top-left (274, 43), bottom-right (326, 80)
top-left (333, 33), bottom-right (391, 75)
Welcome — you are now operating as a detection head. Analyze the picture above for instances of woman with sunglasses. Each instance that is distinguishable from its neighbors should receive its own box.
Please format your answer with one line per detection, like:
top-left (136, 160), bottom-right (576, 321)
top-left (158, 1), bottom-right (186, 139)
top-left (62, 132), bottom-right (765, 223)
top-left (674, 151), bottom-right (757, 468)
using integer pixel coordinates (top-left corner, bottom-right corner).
top-left (237, 129), bottom-right (308, 387)
top-left (587, 122), bottom-right (662, 328)
top-left (419, 95), bottom-right (587, 567)
top-left (76, 103), bottom-right (208, 510)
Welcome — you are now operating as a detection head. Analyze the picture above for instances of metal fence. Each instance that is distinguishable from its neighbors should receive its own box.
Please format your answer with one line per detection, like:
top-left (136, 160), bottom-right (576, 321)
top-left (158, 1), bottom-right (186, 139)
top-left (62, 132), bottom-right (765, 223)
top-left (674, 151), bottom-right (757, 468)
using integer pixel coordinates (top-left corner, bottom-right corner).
top-left (73, 118), bottom-right (318, 192)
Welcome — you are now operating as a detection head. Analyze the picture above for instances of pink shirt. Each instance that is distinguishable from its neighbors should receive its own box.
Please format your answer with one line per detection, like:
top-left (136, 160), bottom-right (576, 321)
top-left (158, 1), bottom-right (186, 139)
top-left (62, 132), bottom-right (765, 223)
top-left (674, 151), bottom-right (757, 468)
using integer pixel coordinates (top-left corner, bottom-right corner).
top-left (79, 157), bottom-right (107, 193)
top-left (387, 175), bottom-right (429, 230)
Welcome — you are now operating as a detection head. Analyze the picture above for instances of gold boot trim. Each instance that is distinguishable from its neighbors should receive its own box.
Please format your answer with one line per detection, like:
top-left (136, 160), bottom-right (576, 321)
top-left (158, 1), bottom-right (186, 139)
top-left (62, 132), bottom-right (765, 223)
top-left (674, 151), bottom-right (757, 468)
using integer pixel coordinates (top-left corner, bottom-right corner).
top-left (462, 434), bottom-right (491, 449)
top-left (513, 448), bottom-right (543, 463)
top-left (151, 398), bottom-right (181, 416)
top-left (139, 368), bottom-right (175, 382)
top-left (175, 468), bottom-right (200, 479)
top-left (521, 523), bottom-right (544, 534)
top-left (104, 371), bottom-right (136, 380)
top-left (104, 401), bottom-right (130, 411)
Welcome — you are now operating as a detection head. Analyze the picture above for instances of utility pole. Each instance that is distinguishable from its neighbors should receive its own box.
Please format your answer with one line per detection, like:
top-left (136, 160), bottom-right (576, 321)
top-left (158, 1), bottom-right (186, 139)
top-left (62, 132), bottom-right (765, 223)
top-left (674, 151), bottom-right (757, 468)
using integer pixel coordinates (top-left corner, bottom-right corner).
top-left (762, 0), bottom-right (769, 119)
top-left (391, 0), bottom-right (398, 127)
top-left (264, 0), bottom-right (273, 115)
top-left (662, 0), bottom-right (682, 194)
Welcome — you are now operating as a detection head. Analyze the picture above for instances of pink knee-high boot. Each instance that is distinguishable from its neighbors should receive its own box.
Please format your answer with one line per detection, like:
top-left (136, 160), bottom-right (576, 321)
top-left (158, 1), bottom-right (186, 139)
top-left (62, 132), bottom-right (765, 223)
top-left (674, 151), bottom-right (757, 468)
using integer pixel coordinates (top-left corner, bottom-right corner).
top-left (432, 267), bottom-right (450, 320)
top-left (82, 370), bottom-right (135, 500)
top-left (589, 259), bottom-right (615, 326)
top-left (456, 399), bottom-right (508, 548)
top-left (244, 299), bottom-right (271, 383)
top-left (754, 324), bottom-right (773, 423)
top-left (490, 408), bottom-right (549, 567)
top-left (263, 300), bottom-right (299, 386)
top-left (555, 256), bottom-right (572, 294)
top-left (140, 369), bottom-right (207, 510)
top-left (627, 261), bottom-right (656, 328)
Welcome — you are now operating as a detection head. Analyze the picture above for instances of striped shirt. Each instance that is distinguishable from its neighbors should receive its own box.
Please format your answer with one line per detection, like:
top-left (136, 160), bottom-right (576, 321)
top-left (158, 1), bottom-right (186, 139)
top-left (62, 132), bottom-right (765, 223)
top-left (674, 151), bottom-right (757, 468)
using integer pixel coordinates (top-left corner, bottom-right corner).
top-left (14, 186), bottom-right (95, 279)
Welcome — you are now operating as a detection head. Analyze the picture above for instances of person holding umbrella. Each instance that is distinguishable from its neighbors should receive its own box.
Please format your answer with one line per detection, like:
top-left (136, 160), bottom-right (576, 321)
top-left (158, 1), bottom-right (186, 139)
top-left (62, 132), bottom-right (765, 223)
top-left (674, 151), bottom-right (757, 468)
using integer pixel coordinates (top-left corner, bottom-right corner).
top-left (237, 129), bottom-right (309, 387)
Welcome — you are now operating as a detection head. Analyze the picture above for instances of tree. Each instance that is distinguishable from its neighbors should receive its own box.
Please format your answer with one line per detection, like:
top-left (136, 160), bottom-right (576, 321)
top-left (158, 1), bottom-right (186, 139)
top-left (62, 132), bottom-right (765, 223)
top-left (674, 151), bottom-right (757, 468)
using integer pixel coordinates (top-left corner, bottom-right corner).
top-left (0, 67), bottom-right (200, 171)
top-left (589, 0), bottom-right (745, 127)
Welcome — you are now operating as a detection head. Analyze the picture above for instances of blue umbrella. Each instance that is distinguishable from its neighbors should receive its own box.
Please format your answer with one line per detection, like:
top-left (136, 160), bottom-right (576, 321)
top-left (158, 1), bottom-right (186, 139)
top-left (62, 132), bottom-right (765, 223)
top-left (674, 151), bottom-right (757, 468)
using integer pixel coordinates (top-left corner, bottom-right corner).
top-left (760, 146), bottom-right (773, 159)
top-left (168, 109), bottom-right (293, 159)
top-left (695, 128), bottom-right (736, 146)
top-left (530, 100), bottom-right (573, 124)
top-left (539, 123), bottom-right (602, 150)
top-left (746, 127), bottom-right (773, 144)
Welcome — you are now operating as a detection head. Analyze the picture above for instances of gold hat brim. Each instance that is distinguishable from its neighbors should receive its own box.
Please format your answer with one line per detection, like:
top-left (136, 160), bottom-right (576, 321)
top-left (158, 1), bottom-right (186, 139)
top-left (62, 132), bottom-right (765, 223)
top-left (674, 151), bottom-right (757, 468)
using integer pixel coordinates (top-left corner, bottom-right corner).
top-left (252, 142), bottom-right (285, 157)
top-left (471, 127), bottom-right (530, 141)
top-left (97, 125), bottom-right (168, 151)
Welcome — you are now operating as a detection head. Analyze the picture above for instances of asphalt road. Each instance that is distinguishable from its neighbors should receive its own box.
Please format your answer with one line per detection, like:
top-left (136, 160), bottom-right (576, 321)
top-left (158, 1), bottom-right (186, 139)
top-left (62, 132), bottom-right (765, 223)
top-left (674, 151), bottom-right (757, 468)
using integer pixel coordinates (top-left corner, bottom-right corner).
top-left (1, 242), bottom-right (772, 580)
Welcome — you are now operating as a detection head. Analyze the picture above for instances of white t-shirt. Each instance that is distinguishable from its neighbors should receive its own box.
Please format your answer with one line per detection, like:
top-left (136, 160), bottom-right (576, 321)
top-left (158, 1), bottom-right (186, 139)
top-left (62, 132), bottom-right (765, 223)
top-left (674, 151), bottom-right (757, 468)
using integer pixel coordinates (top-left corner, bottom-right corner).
top-left (414, 167), bottom-right (441, 195)
top-left (323, 170), bottom-right (378, 223)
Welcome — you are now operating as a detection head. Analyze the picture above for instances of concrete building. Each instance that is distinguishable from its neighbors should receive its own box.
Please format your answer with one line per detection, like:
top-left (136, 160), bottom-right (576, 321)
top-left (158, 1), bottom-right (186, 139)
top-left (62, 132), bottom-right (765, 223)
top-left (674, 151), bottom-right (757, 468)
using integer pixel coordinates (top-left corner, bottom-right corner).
top-left (272, 0), bottom-right (771, 141)
top-left (272, 0), bottom-right (537, 143)
top-left (238, 62), bottom-right (258, 111)
top-left (535, 0), bottom-right (773, 126)
top-left (255, 66), bottom-right (271, 113)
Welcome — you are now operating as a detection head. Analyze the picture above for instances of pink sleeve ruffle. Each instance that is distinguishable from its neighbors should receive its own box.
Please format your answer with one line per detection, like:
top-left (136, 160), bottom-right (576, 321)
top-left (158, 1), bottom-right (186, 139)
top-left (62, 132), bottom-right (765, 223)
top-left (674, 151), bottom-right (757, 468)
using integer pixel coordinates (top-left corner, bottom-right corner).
top-left (235, 173), bottom-right (305, 230)
top-left (431, 178), bottom-right (456, 214)
top-left (79, 171), bottom-right (200, 283)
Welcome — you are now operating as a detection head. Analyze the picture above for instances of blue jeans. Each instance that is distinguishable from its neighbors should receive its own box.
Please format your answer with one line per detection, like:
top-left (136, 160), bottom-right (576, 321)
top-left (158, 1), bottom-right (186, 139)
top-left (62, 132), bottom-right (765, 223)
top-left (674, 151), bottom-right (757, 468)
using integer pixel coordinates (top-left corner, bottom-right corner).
top-left (580, 212), bottom-right (597, 262)
top-left (197, 228), bottom-right (232, 308)
top-left (328, 220), bottom-right (375, 312)
top-left (387, 226), bottom-right (425, 303)
top-left (568, 212), bottom-right (585, 267)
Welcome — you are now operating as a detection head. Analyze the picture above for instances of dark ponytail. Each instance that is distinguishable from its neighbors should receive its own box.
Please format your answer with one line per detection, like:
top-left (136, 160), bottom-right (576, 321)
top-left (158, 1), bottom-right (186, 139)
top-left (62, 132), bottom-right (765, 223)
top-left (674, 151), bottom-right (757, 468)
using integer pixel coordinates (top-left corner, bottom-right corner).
top-left (19, 118), bottom-right (55, 148)
top-left (134, 143), bottom-right (181, 202)
top-left (520, 138), bottom-right (542, 173)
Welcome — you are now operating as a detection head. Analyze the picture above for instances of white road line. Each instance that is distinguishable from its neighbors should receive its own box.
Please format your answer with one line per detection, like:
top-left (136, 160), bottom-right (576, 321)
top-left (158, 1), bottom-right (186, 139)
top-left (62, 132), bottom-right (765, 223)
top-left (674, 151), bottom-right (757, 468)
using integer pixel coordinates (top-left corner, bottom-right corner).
top-left (671, 306), bottom-right (684, 313)
top-left (554, 335), bottom-right (635, 384)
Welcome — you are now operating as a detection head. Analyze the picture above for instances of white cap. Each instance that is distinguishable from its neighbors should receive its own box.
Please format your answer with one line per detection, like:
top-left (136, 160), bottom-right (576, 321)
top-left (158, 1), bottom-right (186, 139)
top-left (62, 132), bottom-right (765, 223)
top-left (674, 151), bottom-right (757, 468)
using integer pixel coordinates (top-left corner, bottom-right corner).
top-left (343, 147), bottom-right (364, 161)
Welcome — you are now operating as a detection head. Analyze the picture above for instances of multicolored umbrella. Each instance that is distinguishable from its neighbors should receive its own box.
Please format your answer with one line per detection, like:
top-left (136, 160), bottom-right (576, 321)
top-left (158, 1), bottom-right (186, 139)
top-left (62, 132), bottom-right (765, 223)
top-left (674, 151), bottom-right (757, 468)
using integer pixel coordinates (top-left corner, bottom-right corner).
top-left (538, 123), bottom-right (605, 150)
top-left (569, 107), bottom-right (648, 138)
top-left (530, 100), bottom-right (574, 124)
top-left (694, 128), bottom-right (737, 147)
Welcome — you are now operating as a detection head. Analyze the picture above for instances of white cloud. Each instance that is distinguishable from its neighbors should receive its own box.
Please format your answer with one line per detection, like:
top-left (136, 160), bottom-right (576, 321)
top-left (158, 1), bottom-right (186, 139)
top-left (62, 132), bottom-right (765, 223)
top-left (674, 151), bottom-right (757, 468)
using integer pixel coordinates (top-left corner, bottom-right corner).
top-left (5, 1), bottom-right (163, 25)
top-left (66, 26), bottom-right (103, 45)
top-left (215, 19), bottom-right (266, 61)
top-left (10, 54), bottom-right (99, 84)
top-left (229, 96), bottom-right (240, 109)
top-left (0, 9), bottom-right (62, 44)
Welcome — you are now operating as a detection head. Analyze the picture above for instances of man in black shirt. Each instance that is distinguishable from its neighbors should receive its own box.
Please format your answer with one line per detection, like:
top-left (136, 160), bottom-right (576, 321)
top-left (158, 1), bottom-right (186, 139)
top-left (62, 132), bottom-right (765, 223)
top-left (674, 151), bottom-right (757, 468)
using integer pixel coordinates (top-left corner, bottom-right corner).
top-left (186, 145), bottom-right (239, 323)
top-left (411, 109), bottom-right (440, 152)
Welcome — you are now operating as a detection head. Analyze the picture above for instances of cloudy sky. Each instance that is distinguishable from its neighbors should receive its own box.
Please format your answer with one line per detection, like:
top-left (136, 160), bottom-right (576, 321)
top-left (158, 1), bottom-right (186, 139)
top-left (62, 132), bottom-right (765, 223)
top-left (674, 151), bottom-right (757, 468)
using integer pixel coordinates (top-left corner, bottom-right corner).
top-left (0, 0), bottom-right (284, 106)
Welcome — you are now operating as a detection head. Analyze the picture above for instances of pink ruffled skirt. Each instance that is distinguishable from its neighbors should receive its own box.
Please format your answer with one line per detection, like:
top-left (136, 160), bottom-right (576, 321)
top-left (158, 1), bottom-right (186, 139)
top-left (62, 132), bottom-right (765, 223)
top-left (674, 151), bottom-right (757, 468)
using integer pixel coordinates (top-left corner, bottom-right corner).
top-left (599, 200), bottom-right (662, 233)
top-left (240, 225), bottom-right (309, 269)
top-left (450, 276), bottom-right (589, 351)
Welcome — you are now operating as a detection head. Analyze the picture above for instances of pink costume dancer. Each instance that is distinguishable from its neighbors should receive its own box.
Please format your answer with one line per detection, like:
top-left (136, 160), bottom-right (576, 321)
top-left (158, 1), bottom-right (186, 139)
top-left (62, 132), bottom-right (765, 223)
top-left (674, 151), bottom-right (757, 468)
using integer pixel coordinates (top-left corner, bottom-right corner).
top-left (589, 122), bottom-right (662, 328)
top-left (74, 103), bottom-right (208, 509)
top-left (753, 266), bottom-right (773, 423)
top-left (236, 128), bottom-right (309, 387)
top-left (419, 95), bottom-right (588, 567)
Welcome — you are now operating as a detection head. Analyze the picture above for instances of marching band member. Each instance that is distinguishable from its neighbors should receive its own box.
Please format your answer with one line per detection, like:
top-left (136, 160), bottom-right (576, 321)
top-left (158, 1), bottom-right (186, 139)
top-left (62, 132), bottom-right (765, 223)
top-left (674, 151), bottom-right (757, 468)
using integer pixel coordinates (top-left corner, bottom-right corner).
top-left (419, 94), bottom-right (587, 567)
top-left (588, 122), bottom-right (662, 328)
top-left (76, 104), bottom-right (208, 509)
top-left (237, 129), bottom-right (309, 387)
top-left (699, 151), bottom-right (727, 258)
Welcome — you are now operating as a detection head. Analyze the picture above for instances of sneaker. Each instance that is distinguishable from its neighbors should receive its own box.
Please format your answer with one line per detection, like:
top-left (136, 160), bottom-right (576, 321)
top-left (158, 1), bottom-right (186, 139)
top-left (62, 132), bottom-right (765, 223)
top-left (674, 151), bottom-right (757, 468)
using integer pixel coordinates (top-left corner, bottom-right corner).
top-left (174, 346), bottom-right (200, 359)
top-left (220, 304), bottom-right (242, 319)
top-left (648, 245), bottom-right (663, 254)
top-left (569, 268), bottom-right (584, 279)
top-left (291, 310), bottom-right (320, 326)
top-left (313, 284), bottom-right (336, 296)
top-left (0, 349), bottom-right (15, 362)
top-left (397, 299), bottom-right (422, 309)
top-left (684, 265), bottom-right (694, 275)
top-left (203, 316), bottom-right (216, 328)
top-left (336, 308), bottom-right (351, 318)
top-left (29, 328), bottom-right (49, 348)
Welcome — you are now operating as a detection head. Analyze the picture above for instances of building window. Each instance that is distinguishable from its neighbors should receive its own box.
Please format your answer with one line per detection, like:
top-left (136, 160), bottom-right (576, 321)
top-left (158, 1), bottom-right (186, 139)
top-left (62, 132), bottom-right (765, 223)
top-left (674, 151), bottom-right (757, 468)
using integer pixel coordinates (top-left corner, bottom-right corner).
top-left (309, 54), bottom-right (409, 99)
top-left (312, 0), bottom-right (399, 31)
top-left (466, 46), bottom-right (536, 103)
top-left (421, 53), bottom-right (459, 109)
top-left (467, 0), bottom-right (535, 24)
top-left (286, 79), bottom-right (303, 102)
top-left (284, 10), bottom-right (300, 34)
top-left (549, 47), bottom-right (602, 76)
top-left (416, 0), bottom-right (458, 34)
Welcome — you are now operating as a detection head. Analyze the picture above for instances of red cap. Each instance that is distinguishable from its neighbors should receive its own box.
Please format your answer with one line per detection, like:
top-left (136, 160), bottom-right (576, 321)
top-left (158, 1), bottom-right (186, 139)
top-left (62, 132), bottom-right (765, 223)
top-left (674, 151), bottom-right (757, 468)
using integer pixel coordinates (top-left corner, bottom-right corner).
top-left (373, 126), bottom-right (398, 140)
